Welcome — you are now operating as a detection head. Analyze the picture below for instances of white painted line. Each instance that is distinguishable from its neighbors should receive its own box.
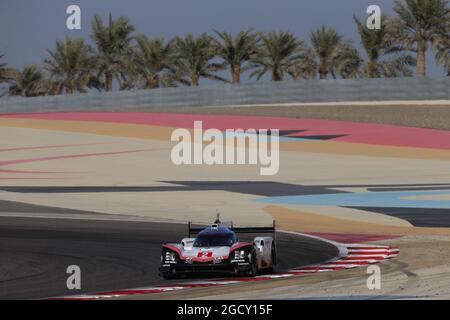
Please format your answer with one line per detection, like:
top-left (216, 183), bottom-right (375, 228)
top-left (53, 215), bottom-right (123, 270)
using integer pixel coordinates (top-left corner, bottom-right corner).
top-left (347, 254), bottom-right (389, 258)
top-left (348, 249), bottom-right (392, 253)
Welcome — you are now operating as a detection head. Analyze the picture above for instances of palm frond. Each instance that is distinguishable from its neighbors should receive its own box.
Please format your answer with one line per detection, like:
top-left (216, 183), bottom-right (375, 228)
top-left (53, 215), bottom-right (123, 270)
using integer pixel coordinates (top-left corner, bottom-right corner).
top-left (8, 65), bottom-right (47, 97)
top-left (393, 0), bottom-right (449, 76)
top-left (249, 31), bottom-right (306, 81)
top-left (310, 26), bottom-right (359, 79)
top-left (354, 13), bottom-right (416, 77)
top-left (90, 14), bottom-right (136, 91)
top-left (172, 33), bottom-right (225, 86)
top-left (44, 37), bottom-right (95, 94)
top-left (212, 29), bottom-right (259, 83)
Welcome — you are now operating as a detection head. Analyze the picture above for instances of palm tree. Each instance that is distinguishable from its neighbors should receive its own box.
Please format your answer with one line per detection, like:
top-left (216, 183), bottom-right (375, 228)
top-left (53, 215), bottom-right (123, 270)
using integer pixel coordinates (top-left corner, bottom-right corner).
top-left (129, 35), bottom-right (175, 89)
top-left (0, 55), bottom-right (13, 84)
top-left (433, 36), bottom-right (450, 75)
top-left (0, 55), bottom-right (15, 96)
top-left (8, 65), bottom-right (46, 97)
top-left (90, 14), bottom-right (135, 91)
top-left (287, 48), bottom-right (318, 80)
top-left (0, 56), bottom-right (6, 82)
top-left (172, 33), bottom-right (227, 86)
top-left (212, 29), bottom-right (259, 83)
top-left (310, 26), bottom-right (361, 79)
top-left (431, 14), bottom-right (450, 76)
top-left (393, 0), bottom-right (449, 77)
top-left (354, 16), bottom-right (416, 77)
top-left (336, 45), bottom-right (362, 79)
top-left (249, 31), bottom-right (308, 81)
top-left (44, 37), bottom-right (95, 94)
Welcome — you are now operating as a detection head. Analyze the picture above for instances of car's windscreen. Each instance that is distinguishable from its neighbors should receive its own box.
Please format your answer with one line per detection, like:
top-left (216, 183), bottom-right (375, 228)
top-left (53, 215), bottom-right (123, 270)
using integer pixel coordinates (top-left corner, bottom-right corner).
top-left (194, 234), bottom-right (236, 247)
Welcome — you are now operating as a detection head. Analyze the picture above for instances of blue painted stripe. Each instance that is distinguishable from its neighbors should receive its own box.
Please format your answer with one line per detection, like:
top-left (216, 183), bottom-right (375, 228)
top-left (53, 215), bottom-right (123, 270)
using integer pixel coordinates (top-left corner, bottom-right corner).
top-left (256, 190), bottom-right (450, 209)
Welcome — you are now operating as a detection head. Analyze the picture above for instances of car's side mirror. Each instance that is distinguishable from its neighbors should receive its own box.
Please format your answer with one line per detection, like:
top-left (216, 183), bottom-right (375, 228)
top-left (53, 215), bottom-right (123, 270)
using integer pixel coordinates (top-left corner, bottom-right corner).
top-left (254, 239), bottom-right (264, 253)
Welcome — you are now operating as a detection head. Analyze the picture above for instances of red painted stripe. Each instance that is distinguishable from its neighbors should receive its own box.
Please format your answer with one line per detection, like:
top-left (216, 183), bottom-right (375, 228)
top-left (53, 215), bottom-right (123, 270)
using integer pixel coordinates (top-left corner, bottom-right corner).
top-left (346, 246), bottom-right (392, 250)
top-left (342, 256), bottom-right (385, 261)
top-left (326, 261), bottom-right (374, 265)
top-left (0, 144), bottom-right (94, 152)
top-left (4, 112), bottom-right (450, 150)
top-left (96, 289), bottom-right (167, 296)
top-left (0, 149), bottom-right (153, 167)
top-left (298, 266), bottom-right (351, 271)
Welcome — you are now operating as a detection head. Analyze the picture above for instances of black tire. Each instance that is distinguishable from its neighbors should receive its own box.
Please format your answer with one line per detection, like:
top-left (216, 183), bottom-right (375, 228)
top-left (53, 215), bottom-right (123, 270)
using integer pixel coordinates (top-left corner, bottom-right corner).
top-left (267, 247), bottom-right (276, 273)
top-left (248, 250), bottom-right (258, 277)
top-left (161, 271), bottom-right (177, 280)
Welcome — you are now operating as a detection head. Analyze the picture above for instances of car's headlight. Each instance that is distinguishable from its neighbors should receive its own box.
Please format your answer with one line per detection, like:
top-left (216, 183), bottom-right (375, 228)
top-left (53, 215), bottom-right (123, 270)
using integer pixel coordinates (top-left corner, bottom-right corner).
top-left (164, 251), bottom-right (176, 262)
top-left (234, 250), bottom-right (245, 260)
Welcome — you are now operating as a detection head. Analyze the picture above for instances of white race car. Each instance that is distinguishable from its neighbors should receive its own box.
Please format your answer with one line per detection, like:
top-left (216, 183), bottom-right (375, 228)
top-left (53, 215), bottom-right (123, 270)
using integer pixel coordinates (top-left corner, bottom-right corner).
top-left (159, 216), bottom-right (277, 279)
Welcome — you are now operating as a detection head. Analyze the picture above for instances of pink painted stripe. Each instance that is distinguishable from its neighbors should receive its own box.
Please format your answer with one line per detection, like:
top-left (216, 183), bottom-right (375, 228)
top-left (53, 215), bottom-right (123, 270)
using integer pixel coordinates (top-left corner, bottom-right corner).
top-left (342, 256), bottom-right (385, 261)
top-left (299, 265), bottom-right (354, 270)
top-left (0, 144), bottom-right (97, 153)
top-left (0, 168), bottom-right (74, 174)
top-left (0, 177), bottom-right (74, 180)
top-left (346, 246), bottom-right (394, 250)
top-left (0, 149), bottom-right (153, 167)
top-left (2, 112), bottom-right (450, 150)
top-left (304, 232), bottom-right (401, 243)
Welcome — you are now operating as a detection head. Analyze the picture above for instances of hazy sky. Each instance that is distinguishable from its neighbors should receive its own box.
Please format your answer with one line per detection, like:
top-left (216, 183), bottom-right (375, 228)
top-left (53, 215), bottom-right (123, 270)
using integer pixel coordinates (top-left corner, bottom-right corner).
top-left (0, 0), bottom-right (446, 81)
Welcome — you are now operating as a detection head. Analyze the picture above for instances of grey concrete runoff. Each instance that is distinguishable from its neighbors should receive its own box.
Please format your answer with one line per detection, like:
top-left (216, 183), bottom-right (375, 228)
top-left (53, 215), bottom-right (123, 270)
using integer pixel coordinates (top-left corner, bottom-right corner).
top-left (0, 77), bottom-right (449, 114)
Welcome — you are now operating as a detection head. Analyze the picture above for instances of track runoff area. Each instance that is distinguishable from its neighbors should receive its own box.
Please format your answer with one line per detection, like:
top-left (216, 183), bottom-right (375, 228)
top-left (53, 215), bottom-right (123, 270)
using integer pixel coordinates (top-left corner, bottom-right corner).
top-left (1, 106), bottom-right (450, 312)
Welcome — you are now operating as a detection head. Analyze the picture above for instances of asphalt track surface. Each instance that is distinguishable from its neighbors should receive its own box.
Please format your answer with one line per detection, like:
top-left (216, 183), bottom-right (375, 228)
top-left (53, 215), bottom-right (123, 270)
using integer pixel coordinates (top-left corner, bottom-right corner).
top-left (0, 201), bottom-right (338, 300)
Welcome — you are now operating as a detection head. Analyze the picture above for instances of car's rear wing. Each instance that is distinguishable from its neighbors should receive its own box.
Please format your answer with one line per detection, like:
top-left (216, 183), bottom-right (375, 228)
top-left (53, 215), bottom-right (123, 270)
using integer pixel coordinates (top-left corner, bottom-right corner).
top-left (188, 222), bottom-right (207, 238)
top-left (188, 220), bottom-right (276, 238)
top-left (231, 221), bottom-right (276, 235)
top-left (232, 221), bottom-right (277, 254)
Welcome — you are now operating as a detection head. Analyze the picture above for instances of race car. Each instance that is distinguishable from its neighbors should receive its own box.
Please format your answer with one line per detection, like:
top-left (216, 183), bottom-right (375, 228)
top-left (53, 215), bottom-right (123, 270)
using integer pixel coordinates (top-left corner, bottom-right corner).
top-left (159, 215), bottom-right (277, 279)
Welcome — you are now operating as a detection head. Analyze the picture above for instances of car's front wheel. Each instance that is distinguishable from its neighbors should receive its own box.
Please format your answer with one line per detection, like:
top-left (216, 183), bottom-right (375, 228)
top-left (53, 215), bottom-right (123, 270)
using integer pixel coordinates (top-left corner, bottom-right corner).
top-left (247, 250), bottom-right (258, 277)
top-left (161, 271), bottom-right (177, 280)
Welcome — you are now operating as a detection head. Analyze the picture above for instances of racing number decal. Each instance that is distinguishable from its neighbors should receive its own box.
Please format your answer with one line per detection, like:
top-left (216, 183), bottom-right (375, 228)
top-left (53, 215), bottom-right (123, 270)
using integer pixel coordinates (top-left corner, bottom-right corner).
top-left (197, 251), bottom-right (213, 258)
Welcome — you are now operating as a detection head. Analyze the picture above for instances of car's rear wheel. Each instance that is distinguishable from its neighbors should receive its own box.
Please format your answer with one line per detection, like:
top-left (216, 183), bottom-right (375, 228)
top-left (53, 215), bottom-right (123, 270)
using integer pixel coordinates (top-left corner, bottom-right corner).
top-left (267, 246), bottom-right (276, 273)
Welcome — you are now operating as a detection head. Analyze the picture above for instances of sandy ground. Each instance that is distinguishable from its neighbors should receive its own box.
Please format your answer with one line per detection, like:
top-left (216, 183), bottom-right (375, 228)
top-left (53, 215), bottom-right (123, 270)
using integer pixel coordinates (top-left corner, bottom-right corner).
top-left (2, 125), bottom-right (450, 227)
top-left (267, 205), bottom-right (450, 238)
